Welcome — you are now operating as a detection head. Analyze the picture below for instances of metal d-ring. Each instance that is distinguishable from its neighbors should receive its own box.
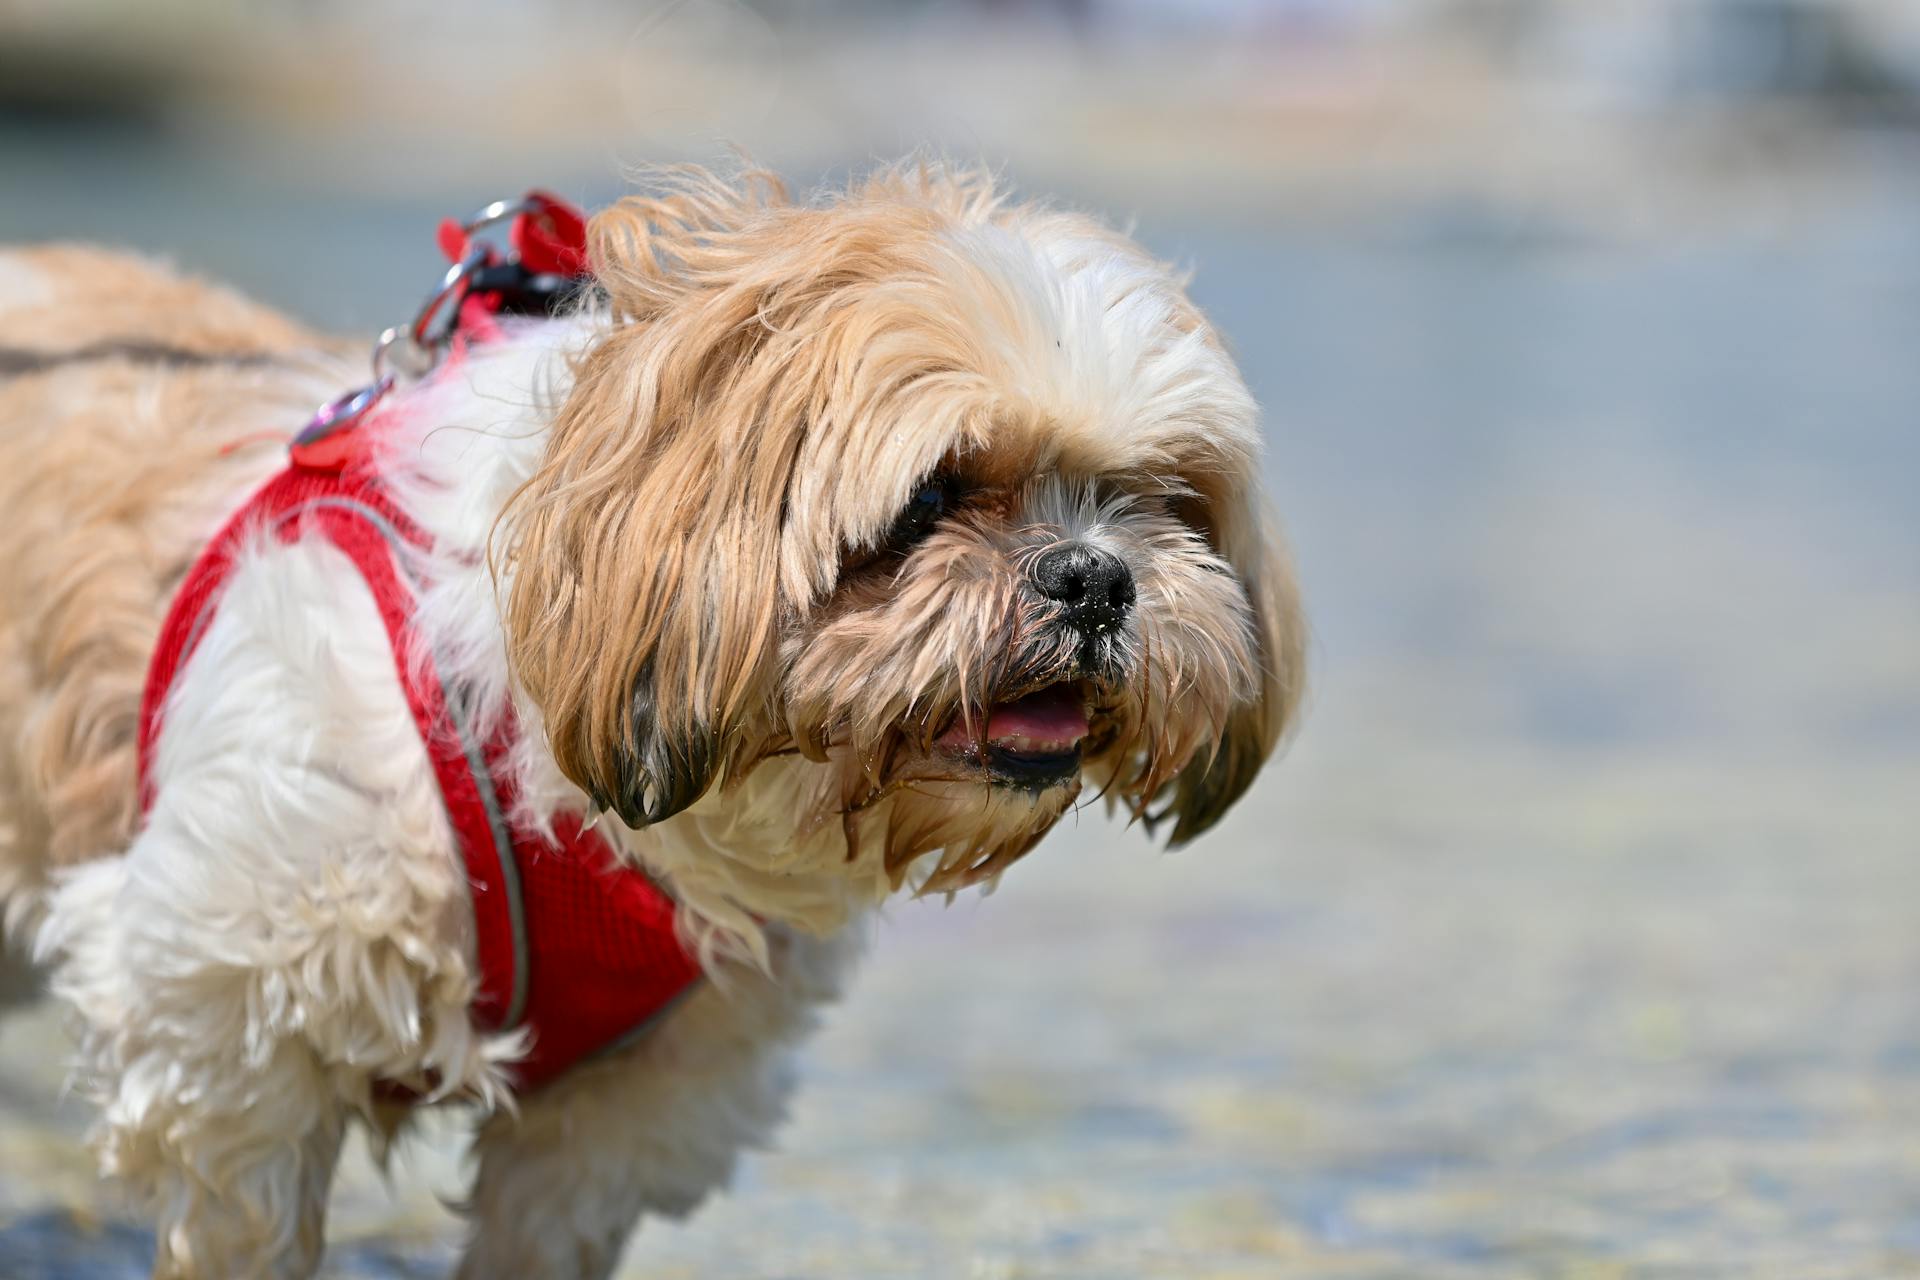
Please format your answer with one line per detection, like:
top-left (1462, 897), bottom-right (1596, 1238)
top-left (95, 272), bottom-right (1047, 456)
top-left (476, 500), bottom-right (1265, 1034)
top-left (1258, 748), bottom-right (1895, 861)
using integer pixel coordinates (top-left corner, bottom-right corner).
top-left (371, 324), bottom-right (433, 385)
top-left (409, 246), bottom-right (489, 353)
top-left (462, 196), bottom-right (534, 238)
top-left (288, 191), bottom-right (554, 463)
top-left (358, 193), bottom-right (544, 392)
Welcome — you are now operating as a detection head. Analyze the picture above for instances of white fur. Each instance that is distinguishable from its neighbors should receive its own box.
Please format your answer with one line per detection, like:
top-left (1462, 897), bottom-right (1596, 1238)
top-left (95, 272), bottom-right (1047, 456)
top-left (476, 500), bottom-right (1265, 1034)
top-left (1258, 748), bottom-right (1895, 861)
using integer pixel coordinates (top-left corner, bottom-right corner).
top-left (25, 199), bottom-right (1262, 1274)
top-left (0, 251), bottom-right (54, 316)
top-left (40, 534), bottom-right (504, 1276)
top-left (456, 924), bottom-right (858, 1280)
top-left (32, 322), bottom-right (867, 1278)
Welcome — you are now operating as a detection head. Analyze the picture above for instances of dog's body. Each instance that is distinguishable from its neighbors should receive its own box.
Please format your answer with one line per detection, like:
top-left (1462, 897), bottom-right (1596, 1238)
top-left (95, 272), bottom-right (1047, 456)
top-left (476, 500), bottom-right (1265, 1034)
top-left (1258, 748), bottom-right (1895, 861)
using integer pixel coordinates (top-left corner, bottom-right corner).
top-left (0, 167), bottom-right (1301, 1278)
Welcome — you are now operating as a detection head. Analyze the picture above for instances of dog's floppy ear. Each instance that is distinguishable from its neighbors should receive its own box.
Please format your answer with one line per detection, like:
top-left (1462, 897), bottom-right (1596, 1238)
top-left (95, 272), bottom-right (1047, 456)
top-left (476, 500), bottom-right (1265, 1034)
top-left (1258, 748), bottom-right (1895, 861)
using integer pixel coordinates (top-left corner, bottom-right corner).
top-left (1162, 495), bottom-right (1305, 846)
top-left (500, 171), bottom-right (797, 827)
top-left (603, 663), bottom-right (723, 826)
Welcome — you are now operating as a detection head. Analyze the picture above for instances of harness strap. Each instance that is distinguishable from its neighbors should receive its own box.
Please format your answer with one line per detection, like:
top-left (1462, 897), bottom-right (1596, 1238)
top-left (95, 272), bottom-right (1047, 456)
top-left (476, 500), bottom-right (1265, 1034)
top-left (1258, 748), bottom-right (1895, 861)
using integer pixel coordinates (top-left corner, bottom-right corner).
top-left (136, 463), bottom-right (530, 1026)
top-left (137, 451), bottom-right (706, 1092)
top-left (134, 191), bottom-right (703, 1095)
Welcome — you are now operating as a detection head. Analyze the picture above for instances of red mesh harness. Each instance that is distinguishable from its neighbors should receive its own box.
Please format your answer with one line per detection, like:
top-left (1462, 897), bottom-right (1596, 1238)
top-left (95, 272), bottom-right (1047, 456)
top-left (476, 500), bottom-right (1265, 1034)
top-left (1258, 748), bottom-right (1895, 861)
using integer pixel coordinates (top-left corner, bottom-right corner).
top-left (135, 331), bottom-right (702, 1098)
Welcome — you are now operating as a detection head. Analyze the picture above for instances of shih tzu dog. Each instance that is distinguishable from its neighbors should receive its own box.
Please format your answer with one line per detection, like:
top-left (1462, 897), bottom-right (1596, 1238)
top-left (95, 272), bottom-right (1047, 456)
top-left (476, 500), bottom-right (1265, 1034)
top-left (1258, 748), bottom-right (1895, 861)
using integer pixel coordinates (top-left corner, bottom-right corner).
top-left (0, 163), bottom-right (1303, 1278)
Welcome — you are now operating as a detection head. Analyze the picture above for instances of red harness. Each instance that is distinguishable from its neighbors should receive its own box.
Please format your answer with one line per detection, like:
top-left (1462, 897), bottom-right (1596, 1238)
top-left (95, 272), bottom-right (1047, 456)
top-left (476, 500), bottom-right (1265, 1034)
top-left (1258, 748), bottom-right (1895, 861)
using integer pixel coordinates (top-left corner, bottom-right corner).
top-left (136, 391), bottom-right (702, 1097)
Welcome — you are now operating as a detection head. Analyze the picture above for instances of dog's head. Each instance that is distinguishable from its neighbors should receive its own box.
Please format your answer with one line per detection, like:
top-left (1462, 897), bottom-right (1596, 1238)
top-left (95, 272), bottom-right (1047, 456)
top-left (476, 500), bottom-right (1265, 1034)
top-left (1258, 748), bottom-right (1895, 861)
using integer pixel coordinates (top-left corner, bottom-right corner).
top-left (501, 164), bottom-right (1302, 896)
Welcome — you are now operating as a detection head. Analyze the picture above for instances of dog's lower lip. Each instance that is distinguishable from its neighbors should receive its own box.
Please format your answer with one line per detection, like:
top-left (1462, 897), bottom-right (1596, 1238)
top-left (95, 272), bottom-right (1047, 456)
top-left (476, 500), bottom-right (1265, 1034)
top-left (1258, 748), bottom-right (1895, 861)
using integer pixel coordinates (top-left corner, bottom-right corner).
top-left (983, 743), bottom-right (1083, 787)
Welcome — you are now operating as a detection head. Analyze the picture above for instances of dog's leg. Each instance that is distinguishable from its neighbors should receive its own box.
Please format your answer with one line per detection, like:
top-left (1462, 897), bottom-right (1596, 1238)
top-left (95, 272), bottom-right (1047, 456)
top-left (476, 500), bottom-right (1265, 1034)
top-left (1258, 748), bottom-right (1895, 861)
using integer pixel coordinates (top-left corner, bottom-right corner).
top-left (39, 853), bottom-right (350, 1279)
top-left (32, 534), bottom-right (492, 1277)
top-left (455, 927), bottom-right (860, 1280)
top-left (0, 942), bottom-right (39, 1011)
top-left (0, 800), bottom-right (49, 1017)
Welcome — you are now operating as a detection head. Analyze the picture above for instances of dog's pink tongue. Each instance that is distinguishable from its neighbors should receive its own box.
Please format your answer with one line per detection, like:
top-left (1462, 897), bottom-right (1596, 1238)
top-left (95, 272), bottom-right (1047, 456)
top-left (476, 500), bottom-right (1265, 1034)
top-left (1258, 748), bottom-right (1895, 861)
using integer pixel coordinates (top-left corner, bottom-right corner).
top-left (938, 686), bottom-right (1089, 750)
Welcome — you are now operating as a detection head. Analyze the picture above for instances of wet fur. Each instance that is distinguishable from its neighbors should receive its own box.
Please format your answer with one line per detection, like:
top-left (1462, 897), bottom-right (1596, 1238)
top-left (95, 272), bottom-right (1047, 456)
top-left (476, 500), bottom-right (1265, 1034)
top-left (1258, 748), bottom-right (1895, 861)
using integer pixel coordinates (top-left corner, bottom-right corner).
top-left (0, 164), bottom-right (1302, 1278)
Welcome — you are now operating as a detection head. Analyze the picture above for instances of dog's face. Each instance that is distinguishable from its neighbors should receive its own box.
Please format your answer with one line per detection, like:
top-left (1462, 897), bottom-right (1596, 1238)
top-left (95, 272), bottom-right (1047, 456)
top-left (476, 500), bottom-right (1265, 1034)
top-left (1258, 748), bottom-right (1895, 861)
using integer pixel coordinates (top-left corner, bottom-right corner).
top-left (503, 165), bottom-right (1303, 896)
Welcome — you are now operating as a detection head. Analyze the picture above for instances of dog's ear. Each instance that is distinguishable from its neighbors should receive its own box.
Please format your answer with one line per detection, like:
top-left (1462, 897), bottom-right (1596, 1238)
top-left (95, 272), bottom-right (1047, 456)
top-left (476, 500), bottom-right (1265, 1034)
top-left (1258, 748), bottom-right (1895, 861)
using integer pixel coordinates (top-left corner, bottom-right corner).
top-left (1162, 495), bottom-right (1305, 846)
top-left (500, 170), bottom-right (798, 827)
top-left (597, 665), bottom-right (722, 827)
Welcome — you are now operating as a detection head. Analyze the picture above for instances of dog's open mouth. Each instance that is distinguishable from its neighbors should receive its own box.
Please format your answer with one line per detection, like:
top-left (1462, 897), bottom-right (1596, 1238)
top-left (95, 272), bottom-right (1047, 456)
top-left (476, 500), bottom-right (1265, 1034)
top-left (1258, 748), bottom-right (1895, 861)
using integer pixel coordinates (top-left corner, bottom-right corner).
top-left (933, 683), bottom-right (1089, 788)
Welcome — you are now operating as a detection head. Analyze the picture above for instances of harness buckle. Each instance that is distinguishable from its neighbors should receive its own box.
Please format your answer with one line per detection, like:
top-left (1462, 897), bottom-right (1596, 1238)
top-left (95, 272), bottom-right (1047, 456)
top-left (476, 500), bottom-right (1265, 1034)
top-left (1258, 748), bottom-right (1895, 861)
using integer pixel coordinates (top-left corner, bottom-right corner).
top-left (292, 191), bottom-right (592, 469)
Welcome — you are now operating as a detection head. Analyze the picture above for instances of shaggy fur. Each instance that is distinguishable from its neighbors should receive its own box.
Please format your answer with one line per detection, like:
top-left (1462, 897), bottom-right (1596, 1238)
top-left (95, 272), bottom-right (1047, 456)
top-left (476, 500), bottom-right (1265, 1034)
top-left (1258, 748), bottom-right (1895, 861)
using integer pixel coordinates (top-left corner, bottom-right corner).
top-left (0, 164), bottom-right (1303, 1278)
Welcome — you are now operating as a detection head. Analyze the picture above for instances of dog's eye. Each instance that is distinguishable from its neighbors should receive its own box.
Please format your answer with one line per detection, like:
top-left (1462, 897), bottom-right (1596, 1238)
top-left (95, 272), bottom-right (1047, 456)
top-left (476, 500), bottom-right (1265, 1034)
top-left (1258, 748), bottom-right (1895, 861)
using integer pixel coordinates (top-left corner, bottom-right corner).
top-left (885, 476), bottom-right (957, 552)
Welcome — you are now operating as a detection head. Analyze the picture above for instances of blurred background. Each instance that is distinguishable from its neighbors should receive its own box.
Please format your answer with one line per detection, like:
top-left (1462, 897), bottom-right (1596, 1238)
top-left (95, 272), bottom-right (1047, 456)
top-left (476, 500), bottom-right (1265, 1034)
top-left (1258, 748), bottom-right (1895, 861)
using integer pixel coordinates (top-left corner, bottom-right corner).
top-left (3, 0), bottom-right (1919, 1276)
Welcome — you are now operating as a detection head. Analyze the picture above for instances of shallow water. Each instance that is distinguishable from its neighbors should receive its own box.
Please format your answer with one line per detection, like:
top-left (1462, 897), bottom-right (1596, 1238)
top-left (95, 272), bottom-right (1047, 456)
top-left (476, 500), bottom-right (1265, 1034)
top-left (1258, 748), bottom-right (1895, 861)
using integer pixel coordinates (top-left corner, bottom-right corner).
top-left (2, 129), bottom-right (1918, 1277)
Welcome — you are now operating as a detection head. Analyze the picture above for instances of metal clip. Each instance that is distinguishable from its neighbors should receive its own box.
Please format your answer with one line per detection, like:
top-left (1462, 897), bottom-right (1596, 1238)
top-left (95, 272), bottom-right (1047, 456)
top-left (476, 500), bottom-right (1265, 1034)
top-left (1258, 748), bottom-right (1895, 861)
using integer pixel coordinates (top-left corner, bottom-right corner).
top-left (293, 374), bottom-right (394, 456)
top-left (295, 192), bottom-right (557, 463)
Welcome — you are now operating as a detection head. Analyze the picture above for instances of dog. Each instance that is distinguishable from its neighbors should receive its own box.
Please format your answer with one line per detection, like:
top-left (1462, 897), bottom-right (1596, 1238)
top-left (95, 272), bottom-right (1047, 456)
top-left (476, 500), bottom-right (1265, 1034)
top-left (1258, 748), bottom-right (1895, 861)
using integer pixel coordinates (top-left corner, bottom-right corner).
top-left (0, 163), bottom-right (1303, 1278)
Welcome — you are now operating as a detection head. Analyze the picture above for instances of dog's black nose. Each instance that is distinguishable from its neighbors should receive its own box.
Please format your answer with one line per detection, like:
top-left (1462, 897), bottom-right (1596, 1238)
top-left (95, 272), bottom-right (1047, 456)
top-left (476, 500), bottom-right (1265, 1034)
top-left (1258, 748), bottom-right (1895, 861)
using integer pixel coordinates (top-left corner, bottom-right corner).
top-left (1033, 543), bottom-right (1135, 635)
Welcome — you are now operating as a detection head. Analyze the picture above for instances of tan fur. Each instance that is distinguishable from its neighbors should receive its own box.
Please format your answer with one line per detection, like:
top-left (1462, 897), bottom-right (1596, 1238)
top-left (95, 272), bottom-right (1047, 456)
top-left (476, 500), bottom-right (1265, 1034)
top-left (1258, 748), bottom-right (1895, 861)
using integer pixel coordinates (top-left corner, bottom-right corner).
top-left (1159, 497), bottom-right (1307, 844)
top-left (0, 245), bottom-right (316, 355)
top-left (503, 163), bottom-right (1305, 890)
top-left (0, 247), bottom-right (349, 907)
top-left (0, 166), bottom-right (1302, 1277)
